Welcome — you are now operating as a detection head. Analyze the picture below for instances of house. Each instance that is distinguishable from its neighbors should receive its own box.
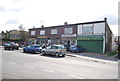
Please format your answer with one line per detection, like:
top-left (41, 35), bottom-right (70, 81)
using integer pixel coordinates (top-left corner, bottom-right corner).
top-left (28, 18), bottom-right (113, 53)
top-left (1, 30), bottom-right (28, 44)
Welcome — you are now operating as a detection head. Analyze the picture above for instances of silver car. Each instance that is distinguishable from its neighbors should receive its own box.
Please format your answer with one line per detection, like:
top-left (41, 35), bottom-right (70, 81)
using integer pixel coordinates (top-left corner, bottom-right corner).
top-left (41, 44), bottom-right (66, 57)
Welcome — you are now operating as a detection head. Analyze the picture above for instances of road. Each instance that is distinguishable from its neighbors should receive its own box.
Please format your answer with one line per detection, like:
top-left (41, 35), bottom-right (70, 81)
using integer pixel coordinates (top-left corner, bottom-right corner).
top-left (1, 47), bottom-right (118, 79)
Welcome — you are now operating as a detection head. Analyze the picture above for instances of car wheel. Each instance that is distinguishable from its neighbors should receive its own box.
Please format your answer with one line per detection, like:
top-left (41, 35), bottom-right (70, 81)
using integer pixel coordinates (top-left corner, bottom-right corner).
top-left (23, 49), bottom-right (26, 53)
top-left (32, 50), bottom-right (35, 54)
top-left (11, 48), bottom-right (14, 50)
top-left (76, 50), bottom-right (79, 53)
top-left (62, 54), bottom-right (65, 57)
top-left (4, 48), bottom-right (6, 50)
top-left (17, 48), bottom-right (19, 50)
top-left (42, 51), bottom-right (46, 55)
top-left (55, 52), bottom-right (59, 57)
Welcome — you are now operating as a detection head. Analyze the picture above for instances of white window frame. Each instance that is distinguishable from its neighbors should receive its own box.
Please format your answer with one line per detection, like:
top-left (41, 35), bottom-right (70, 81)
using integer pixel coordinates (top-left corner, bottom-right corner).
top-left (64, 28), bottom-right (73, 34)
top-left (82, 24), bottom-right (93, 35)
top-left (51, 29), bottom-right (57, 34)
top-left (40, 30), bottom-right (45, 35)
top-left (31, 31), bottom-right (35, 35)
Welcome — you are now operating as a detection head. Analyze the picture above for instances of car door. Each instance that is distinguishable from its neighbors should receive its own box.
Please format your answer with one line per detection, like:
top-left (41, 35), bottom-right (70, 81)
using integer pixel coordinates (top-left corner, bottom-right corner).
top-left (45, 46), bottom-right (51, 54)
top-left (50, 46), bottom-right (56, 54)
top-left (27, 45), bottom-right (32, 52)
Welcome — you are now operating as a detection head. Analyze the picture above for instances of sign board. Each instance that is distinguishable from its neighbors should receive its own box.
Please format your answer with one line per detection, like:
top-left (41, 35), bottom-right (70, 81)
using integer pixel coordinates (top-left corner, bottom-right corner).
top-left (37, 36), bottom-right (47, 39)
top-left (61, 34), bottom-right (76, 37)
top-left (77, 35), bottom-right (104, 40)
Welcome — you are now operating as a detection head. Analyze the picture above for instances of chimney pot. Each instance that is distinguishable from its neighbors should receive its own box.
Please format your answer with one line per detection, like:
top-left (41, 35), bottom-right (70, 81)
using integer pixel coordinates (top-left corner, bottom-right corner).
top-left (104, 18), bottom-right (107, 22)
top-left (41, 25), bottom-right (44, 28)
top-left (64, 22), bottom-right (67, 25)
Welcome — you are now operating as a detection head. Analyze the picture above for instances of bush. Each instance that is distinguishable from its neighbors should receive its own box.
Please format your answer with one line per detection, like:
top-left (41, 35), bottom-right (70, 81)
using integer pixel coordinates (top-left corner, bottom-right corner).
top-left (108, 50), bottom-right (118, 56)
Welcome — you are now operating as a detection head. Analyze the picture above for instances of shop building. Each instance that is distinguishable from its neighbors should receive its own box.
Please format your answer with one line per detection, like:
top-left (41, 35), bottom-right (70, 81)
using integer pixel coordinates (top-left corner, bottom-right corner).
top-left (77, 18), bottom-right (112, 53)
top-left (29, 22), bottom-right (77, 46)
top-left (28, 18), bottom-right (113, 53)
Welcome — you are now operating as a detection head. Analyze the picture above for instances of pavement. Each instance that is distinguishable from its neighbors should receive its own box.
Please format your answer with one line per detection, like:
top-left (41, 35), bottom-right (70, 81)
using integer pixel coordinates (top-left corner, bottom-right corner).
top-left (66, 52), bottom-right (118, 64)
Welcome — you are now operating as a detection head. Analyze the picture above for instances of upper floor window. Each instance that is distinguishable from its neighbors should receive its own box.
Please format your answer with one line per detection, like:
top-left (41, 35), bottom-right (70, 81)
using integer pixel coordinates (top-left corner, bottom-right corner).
top-left (40, 30), bottom-right (45, 35)
top-left (82, 24), bottom-right (93, 35)
top-left (51, 29), bottom-right (57, 34)
top-left (31, 31), bottom-right (35, 35)
top-left (64, 28), bottom-right (73, 34)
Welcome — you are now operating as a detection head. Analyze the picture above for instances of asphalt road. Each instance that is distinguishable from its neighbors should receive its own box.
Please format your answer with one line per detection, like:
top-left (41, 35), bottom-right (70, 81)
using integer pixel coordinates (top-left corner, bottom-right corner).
top-left (1, 47), bottom-right (118, 79)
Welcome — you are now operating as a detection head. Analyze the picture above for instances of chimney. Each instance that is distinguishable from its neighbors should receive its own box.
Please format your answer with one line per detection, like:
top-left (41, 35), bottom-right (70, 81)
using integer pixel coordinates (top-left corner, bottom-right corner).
top-left (41, 25), bottom-right (44, 28)
top-left (64, 22), bottom-right (68, 25)
top-left (104, 18), bottom-right (107, 22)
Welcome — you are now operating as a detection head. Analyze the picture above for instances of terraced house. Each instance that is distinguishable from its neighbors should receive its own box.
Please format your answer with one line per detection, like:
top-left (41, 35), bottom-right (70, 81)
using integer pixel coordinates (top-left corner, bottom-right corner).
top-left (28, 18), bottom-right (113, 54)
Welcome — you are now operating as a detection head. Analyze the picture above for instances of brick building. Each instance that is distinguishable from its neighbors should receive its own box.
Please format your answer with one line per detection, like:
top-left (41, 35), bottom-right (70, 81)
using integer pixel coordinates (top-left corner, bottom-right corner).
top-left (28, 18), bottom-right (113, 53)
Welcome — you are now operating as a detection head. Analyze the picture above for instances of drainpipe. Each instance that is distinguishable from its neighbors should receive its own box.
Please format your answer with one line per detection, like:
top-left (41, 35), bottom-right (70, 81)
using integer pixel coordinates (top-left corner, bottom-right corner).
top-left (104, 18), bottom-right (107, 54)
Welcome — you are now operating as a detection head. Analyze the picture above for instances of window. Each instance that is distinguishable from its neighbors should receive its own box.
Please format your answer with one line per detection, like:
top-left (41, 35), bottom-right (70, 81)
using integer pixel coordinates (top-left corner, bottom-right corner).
top-left (82, 24), bottom-right (93, 35)
top-left (64, 28), bottom-right (73, 34)
top-left (51, 29), bottom-right (57, 34)
top-left (51, 46), bottom-right (59, 49)
top-left (31, 31), bottom-right (35, 35)
top-left (40, 30), bottom-right (45, 35)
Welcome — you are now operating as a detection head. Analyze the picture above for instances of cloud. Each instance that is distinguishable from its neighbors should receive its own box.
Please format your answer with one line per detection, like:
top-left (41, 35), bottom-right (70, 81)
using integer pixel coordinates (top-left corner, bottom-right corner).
top-left (97, 14), bottom-right (118, 25)
top-left (6, 19), bottom-right (19, 24)
top-left (0, 6), bottom-right (23, 12)
top-left (0, 6), bottom-right (5, 12)
top-left (9, 7), bottom-right (23, 12)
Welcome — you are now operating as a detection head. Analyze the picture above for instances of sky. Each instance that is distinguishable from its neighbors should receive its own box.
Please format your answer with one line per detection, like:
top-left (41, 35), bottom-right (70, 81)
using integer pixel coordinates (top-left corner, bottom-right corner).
top-left (0, 0), bottom-right (119, 36)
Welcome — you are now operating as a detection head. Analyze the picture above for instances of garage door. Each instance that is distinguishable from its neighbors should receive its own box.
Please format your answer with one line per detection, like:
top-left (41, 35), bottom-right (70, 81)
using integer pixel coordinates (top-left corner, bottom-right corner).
top-left (77, 40), bottom-right (103, 53)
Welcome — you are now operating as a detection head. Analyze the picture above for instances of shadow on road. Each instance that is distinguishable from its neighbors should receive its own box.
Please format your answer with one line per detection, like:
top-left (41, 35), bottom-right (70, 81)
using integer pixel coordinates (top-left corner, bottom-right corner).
top-left (40, 54), bottom-right (65, 58)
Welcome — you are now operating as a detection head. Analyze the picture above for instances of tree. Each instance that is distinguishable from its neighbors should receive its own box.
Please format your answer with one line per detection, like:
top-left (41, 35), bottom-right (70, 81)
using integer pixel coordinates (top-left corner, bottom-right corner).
top-left (1, 31), bottom-right (4, 33)
top-left (18, 24), bottom-right (25, 31)
top-left (18, 24), bottom-right (28, 42)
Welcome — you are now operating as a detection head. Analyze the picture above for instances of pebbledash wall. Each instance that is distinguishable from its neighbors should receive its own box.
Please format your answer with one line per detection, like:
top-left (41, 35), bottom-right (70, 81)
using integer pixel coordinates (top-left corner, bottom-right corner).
top-left (28, 18), bottom-right (112, 54)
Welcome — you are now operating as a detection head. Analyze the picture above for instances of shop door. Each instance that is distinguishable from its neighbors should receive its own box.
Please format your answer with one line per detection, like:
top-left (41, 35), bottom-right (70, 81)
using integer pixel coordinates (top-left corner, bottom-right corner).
top-left (77, 40), bottom-right (103, 53)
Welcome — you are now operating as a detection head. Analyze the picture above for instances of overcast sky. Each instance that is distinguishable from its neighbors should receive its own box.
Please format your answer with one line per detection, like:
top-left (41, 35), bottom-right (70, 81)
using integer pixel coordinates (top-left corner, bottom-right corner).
top-left (0, 0), bottom-right (119, 36)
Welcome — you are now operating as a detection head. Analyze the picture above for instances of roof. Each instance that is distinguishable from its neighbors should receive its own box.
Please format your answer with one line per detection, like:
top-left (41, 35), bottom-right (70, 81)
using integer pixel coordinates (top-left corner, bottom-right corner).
top-left (29, 20), bottom-right (105, 30)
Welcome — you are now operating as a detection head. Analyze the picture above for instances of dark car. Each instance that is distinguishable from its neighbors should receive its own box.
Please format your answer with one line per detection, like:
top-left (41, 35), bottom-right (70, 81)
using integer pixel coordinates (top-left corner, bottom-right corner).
top-left (69, 45), bottom-right (86, 53)
top-left (4, 42), bottom-right (19, 50)
top-left (23, 44), bottom-right (42, 54)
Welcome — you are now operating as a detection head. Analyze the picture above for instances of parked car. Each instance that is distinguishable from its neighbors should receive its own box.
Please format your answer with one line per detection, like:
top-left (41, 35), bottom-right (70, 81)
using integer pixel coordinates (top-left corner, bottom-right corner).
top-left (69, 45), bottom-right (86, 53)
top-left (4, 42), bottom-right (19, 50)
top-left (23, 44), bottom-right (42, 54)
top-left (41, 44), bottom-right (66, 57)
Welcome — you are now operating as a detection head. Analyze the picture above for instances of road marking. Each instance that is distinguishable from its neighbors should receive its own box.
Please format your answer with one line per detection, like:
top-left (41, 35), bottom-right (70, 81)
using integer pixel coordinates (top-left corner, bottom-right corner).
top-left (24, 65), bottom-right (34, 68)
top-left (9, 62), bottom-right (16, 64)
top-left (44, 69), bottom-right (54, 73)
top-left (67, 75), bottom-right (84, 79)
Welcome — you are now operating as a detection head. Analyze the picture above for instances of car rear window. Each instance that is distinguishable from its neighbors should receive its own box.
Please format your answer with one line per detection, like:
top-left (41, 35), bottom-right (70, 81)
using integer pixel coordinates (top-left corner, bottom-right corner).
top-left (60, 46), bottom-right (66, 49)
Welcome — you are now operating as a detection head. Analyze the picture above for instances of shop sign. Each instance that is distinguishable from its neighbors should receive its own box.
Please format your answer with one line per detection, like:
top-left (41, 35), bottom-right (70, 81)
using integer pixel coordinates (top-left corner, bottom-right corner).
top-left (37, 36), bottom-right (47, 39)
top-left (77, 35), bottom-right (104, 40)
top-left (61, 34), bottom-right (76, 37)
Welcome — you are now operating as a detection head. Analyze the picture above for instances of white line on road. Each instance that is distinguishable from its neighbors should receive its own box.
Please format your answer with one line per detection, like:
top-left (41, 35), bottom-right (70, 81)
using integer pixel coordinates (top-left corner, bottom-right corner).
top-left (67, 75), bottom-right (84, 79)
top-left (24, 65), bottom-right (34, 69)
top-left (9, 62), bottom-right (16, 64)
top-left (44, 69), bottom-right (54, 73)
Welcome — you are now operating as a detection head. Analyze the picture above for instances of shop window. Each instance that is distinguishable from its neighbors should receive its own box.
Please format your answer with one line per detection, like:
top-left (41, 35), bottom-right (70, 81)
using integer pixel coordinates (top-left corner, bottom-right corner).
top-left (51, 29), bottom-right (57, 34)
top-left (31, 31), bottom-right (35, 35)
top-left (64, 28), bottom-right (73, 34)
